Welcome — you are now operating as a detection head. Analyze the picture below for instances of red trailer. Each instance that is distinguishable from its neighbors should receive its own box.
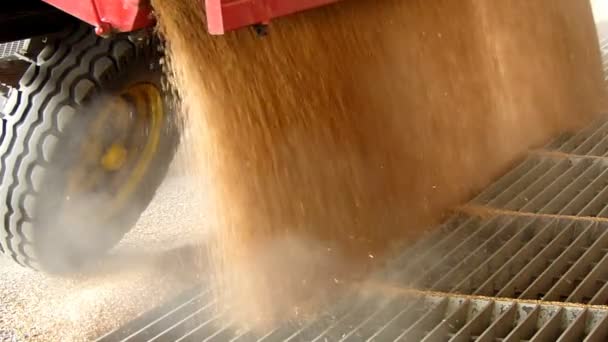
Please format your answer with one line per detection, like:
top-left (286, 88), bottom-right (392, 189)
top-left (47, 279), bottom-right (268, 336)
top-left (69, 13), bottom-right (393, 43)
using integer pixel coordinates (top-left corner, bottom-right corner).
top-left (0, 0), bottom-right (341, 272)
top-left (41, 0), bottom-right (341, 35)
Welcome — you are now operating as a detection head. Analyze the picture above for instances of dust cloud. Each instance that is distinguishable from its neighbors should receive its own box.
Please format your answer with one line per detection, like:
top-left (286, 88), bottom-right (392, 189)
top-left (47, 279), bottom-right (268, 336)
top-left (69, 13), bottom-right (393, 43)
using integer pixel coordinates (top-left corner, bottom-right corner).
top-left (0, 172), bottom-right (207, 341)
top-left (153, 0), bottom-right (606, 329)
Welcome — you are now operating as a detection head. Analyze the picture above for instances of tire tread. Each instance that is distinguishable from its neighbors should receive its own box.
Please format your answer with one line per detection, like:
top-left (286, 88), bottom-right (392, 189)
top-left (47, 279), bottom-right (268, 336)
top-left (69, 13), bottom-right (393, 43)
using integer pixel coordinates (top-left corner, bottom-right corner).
top-left (0, 25), bottom-right (148, 267)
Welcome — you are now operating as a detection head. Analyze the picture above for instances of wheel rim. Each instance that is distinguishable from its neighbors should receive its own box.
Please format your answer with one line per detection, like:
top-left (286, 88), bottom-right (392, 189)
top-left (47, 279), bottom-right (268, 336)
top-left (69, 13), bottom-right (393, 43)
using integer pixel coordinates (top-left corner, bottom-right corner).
top-left (65, 82), bottom-right (164, 220)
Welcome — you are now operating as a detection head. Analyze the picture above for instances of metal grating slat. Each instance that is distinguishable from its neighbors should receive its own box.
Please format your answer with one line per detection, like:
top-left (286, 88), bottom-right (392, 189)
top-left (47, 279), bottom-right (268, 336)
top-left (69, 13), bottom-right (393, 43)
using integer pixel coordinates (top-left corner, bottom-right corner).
top-left (473, 158), bottom-right (542, 204)
top-left (449, 300), bottom-right (494, 342)
top-left (565, 239), bottom-right (608, 303)
top-left (394, 297), bottom-right (448, 341)
top-left (553, 120), bottom-right (608, 155)
top-left (431, 217), bottom-right (541, 292)
top-left (458, 218), bottom-right (565, 296)
top-left (545, 133), bottom-right (575, 151)
top-left (578, 125), bottom-right (608, 157)
top-left (276, 293), bottom-right (370, 342)
top-left (380, 216), bottom-right (464, 278)
top-left (519, 224), bottom-right (603, 301)
top-left (558, 166), bottom-right (608, 217)
top-left (590, 278), bottom-right (608, 305)
top-left (99, 292), bottom-right (608, 341)
top-left (474, 302), bottom-right (517, 342)
top-left (531, 307), bottom-right (566, 341)
top-left (364, 296), bottom-right (428, 341)
top-left (410, 216), bottom-right (515, 288)
top-left (484, 158), bottom-right (559, 208)
top-left (308, 295), bottom-right (385, 341)
top-left (389, 216), bottom-right (483, 284)
top-left (378, 215), bottom-right (608, 305)
top-left (202, 322), bottom-right (242, 342)
top-left (493, 221), bottom-right (589, 299)
top-left (173, 309), bottom-right (225, 342)
top-left (557, 309), bottom-right (588, 342)
top-left (518, 159), bottom-right (602, 214)
top-left (340, 295), bottom-right (422, 341)
top-left (97, 289), bottom-right (206, 342)
top-left (583, 310), bottom-right (608, 342)
top-left (502, 159), bottom-right (584, 211)
top-left (0, 40), bottom-right (27, 59)
top-left (503, 305), bottom-right (542, 342)
top-left (420, 299), bottom-right (469, 341)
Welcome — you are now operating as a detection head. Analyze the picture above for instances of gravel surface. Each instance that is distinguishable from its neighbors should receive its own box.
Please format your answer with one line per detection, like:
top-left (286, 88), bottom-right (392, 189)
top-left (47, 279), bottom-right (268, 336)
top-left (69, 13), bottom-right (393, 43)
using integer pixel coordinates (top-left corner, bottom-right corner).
top-left (0, 158), bottom-right (208, 342)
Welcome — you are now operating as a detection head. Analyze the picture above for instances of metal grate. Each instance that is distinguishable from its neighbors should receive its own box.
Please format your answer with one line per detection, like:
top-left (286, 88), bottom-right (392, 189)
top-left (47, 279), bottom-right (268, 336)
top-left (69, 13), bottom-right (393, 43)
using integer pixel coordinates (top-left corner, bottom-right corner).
top-left (472, 126), bottom-right (608, 219)
top-left (385, 215), bottom-right (608, 305)
top-left (98, 291), bottom-right (608, 341)
top-left (97, 21), bottom-right (608, 342)
top-left (0, 40), bottom-right (27, 59)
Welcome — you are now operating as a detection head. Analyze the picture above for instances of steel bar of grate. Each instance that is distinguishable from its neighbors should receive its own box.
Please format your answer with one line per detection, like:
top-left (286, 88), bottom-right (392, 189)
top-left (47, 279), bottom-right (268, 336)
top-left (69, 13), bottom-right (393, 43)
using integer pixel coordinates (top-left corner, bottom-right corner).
top-left (379, 216), bottom-right (462, 278)
top-left (419, 298), bottom-right (470, 341)
top-left (527, 160), bottom-right (608, 216)
top-left (528, 306), bottom-right (563, 341)
top-left (453, 218), bottom-right (563, 295)
top-left (568, 250), bottom-right (608, 304)
top-left (518, 224), bottom-right (606, 301)
top-left (0, 40), bottom-right (27, 59)
top-left (473, 158), bottom-right (542, 204)
top-left (96, 289), bottom-right (206, 342)
top-left (557, 309), bottom-right (588, 342)
top-left (544, 228), bottom-right (608, 302)
top-left (393, 297), bottom-right (449, 341)
top-left (147, 298), bottom-right (218, 341)
top-left (550, 120), bottom-right (608, 156)
top-left (503, 305), bottom-right (542, 342)
top-left (387, 215), bottom-right (481, 284)
top-left (501, 158), bottom-right (590, 212)
top-left (98, 290), bottom-right (608, 341)
top-left (590, 278), bottom-right (608, 305)
top-left (363, 297), bottom-right (428, 341)
top-left (448, 300), bottom-right (494, 342)
top-left (491, 221), bottom-right (589, 299)
top-left (378, 213), bottom-right (608, 305)
top-left (172, 309), bottom-right (225, 342)
top-left (411, 216), bottom-right (519, 288)
top-left (432, 217), bottom-right (550, 292)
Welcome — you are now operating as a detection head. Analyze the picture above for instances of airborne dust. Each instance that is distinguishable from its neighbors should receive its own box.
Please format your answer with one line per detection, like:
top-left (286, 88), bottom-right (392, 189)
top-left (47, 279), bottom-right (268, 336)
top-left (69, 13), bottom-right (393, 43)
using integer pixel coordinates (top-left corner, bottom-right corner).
top-left (152, 0), bottom-right (606, 329)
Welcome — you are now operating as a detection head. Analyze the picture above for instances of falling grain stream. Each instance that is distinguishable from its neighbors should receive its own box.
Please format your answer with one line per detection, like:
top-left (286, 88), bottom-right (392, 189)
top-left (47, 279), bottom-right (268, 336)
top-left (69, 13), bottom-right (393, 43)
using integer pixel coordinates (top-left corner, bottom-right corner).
top-left (153, 0), bottom-right (606, 330)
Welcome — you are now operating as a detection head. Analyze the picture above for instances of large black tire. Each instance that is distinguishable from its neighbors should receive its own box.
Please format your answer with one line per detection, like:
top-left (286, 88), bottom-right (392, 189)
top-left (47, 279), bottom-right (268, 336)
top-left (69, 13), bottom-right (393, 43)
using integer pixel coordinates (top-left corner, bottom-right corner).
top-left (0, 25), bottom-right (178, 272)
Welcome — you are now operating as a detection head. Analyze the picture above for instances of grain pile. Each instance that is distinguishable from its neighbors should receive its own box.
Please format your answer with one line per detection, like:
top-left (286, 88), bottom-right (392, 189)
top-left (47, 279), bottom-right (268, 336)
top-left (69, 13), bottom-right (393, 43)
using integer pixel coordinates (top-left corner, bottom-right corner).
top-left (152, 0), bottom-right (606, 329)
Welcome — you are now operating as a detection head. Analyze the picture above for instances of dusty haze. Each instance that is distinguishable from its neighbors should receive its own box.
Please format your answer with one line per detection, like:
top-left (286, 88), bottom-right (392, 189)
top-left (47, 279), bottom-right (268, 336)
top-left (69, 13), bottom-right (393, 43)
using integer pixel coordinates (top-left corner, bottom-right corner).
top-left (152, 0), bottom-right (606, 328)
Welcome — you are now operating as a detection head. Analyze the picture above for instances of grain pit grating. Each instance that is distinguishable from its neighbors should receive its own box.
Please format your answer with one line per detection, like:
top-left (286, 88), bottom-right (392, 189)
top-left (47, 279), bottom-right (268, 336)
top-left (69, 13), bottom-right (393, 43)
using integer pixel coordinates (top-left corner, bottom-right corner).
top-left (98, 290), bottom-right (608, 341)
top-left (97, 23), bottom-right (608, 342)
top-left (0, 40), bottom-right (27, 59)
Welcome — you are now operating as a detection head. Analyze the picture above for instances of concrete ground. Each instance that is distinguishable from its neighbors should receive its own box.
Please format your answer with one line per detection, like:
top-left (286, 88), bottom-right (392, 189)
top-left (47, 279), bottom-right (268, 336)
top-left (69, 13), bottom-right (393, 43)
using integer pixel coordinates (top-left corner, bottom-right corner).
top-left (1, 3), bottom-right (607, 342)
top-left (0, 159), bottom-right (208, 341)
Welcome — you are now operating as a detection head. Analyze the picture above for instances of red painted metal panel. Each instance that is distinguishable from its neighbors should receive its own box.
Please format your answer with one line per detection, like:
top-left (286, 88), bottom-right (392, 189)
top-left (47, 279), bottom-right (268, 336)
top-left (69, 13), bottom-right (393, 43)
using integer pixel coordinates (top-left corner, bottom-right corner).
top-left (42, 0), bottom-right (342, 35)
top-left (42, 0), bottom-right (155, 34)
top-left (205, 0), bottom-right (343, 35)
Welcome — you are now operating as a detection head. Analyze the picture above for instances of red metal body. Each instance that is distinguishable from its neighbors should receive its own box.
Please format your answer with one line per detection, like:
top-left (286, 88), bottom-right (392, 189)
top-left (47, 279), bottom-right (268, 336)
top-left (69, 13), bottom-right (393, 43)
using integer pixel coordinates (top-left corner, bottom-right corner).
top-left (42, 0), bottom-right (342, 36)
top-left (42, 0), bottom-right (155, 35)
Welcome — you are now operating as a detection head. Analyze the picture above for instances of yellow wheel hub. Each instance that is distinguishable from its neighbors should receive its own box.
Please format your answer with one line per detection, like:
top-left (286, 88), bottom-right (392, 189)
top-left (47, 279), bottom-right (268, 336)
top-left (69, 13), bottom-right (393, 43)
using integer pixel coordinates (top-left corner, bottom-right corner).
top-left (101, 144), bottom-right (128, 171)
top-left (66, 82), bottom-right (164, 219)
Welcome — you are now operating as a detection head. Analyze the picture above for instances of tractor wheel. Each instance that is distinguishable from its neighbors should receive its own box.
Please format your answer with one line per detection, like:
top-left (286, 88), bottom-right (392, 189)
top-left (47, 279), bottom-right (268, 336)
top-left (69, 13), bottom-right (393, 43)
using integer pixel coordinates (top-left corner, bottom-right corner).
top-left (0, 25), bottom-right (179, 273)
